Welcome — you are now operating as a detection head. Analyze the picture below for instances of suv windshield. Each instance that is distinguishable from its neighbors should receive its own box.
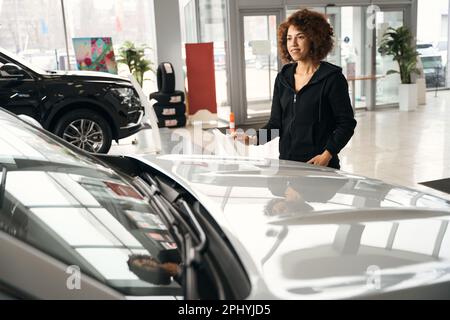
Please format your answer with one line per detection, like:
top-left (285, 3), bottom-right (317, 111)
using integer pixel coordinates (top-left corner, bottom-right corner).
top-left (0, 47), bottom-right (47, 74)
top-left (0, 111), bottom-right (182, 297)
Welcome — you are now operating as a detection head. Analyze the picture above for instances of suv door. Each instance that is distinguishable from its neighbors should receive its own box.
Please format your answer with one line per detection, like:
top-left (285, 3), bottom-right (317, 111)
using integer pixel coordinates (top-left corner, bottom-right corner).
top-left (0, 54), bottom-right (41, 121)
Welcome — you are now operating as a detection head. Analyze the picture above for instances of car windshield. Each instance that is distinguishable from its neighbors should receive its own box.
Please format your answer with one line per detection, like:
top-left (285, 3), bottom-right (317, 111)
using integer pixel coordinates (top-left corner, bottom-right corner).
top-left (0, 47), bottom-right (47, 74)
top-left (421, 56), bottom-right (443, 69)
top-left (0, 111), bottom-right (182, 297)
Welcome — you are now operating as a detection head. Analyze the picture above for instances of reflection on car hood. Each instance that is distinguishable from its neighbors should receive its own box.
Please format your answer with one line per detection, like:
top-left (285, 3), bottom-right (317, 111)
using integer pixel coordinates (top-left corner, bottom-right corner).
top-left (133, 154), bottom-right (450, 299)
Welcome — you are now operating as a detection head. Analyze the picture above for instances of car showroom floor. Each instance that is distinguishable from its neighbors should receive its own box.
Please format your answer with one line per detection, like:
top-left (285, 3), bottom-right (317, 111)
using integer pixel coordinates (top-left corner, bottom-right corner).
top-left (110, 90), bottom-right (450, 200)
top-left (340, 90), bottom-right (450, 199)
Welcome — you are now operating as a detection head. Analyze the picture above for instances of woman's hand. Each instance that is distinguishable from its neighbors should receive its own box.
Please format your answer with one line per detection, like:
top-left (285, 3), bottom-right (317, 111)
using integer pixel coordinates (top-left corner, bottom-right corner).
top-left (307, 150), bottom-right (333, 167)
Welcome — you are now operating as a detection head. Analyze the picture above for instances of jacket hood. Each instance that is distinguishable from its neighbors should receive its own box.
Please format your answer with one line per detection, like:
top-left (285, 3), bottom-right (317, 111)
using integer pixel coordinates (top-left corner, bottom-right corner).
top-left (279, 61), bottom-right (343, 90)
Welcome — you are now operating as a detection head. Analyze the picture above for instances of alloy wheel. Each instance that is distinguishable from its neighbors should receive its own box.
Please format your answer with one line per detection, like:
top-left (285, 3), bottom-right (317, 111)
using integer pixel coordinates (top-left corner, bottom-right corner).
top-left (62, 119), bottom-right (104, 152)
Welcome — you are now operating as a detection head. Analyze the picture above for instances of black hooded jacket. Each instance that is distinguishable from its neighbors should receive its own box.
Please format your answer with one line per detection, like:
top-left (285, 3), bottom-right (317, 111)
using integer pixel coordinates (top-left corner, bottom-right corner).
top-left (259, 61), bottom-right (357, 169)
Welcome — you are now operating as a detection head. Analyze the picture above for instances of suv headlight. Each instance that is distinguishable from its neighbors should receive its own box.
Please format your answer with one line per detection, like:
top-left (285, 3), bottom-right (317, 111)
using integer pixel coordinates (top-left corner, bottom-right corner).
top-left (110, 87), bottom-right (141, 108)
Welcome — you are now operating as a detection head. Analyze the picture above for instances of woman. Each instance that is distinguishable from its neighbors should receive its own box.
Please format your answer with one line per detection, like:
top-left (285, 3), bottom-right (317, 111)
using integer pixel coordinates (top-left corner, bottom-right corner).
top-left (240, 9), bottom-right (357, 170)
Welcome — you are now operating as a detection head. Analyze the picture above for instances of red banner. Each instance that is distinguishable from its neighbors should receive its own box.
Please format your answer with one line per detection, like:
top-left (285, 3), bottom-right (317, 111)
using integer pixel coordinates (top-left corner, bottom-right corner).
top-left (185, 43), bottom-right (217, 115)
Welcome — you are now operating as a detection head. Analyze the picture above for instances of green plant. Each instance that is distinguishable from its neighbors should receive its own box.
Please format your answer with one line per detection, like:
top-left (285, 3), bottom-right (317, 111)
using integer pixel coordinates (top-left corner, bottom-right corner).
top-left (378, 26), bottom-right (420, 84)
top-left (117, 41), bottom-right (154, 87)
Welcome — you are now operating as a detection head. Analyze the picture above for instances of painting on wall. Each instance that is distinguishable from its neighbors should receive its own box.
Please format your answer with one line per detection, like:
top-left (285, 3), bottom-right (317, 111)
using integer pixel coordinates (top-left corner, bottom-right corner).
top-left (72, 37), bottom-right (118, 74)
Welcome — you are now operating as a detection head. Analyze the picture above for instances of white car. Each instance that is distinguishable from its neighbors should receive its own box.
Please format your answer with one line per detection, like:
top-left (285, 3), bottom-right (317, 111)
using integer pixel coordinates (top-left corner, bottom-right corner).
top-left (1, 108), bottom-right (450, 300)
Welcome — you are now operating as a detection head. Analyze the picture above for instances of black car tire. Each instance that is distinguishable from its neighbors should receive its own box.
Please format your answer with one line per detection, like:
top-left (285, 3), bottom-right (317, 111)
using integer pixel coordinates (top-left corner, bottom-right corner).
top-left (157, 115), bottom-right (187, 128)
top-left (150, 91), bottom-right (185, 104)
top-left (54, 109), bottom-right (113, 154)
top-left (157, 62), bottom-right (176, 93)
top-left (153, 103), bottom-right (186, 118)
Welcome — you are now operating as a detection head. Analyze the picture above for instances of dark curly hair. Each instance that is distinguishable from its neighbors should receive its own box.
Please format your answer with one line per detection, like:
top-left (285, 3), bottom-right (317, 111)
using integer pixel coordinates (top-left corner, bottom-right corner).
top-left (278, 8), bottom-right (334, 64)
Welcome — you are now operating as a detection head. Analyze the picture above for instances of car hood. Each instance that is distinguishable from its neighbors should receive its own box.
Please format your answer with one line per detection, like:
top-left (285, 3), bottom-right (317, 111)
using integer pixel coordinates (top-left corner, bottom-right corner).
top-left (131, 154), bottom-right (450, 299)
top-left (43, 70), bottom-right (131, 84)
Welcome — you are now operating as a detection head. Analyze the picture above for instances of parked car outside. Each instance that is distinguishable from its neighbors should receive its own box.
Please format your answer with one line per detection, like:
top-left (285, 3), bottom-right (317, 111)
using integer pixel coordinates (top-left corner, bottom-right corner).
top-left (0, 47), bottom-right (145, 154)
top-left (421, 55), bottom-right (446, 88)
top-left (1, 108), bottom-right (450, 300)
top-left (417, 43), bottom-right (446, 88)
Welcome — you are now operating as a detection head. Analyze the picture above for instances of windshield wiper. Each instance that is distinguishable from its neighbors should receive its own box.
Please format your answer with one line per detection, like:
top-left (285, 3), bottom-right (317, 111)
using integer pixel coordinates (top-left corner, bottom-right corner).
top-left (178, 199), bottom-right (207, 256)
top-left (132, 172), bottom-right (208, 299)
top-left (131, 175), bottom-right (181, 237)
top-left (0, 167), bottom-right (7, 208)
top-left (131, 174), bottom-right (204, 248)
top-left (139, 173), bottom-right (207, 249)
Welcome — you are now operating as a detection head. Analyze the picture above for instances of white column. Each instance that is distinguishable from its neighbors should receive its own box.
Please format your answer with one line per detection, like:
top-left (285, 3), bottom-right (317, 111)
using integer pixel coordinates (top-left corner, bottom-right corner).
top-left (60, 0), bottom-right (71, 70)
top-left (447, 0), bottom-right (450, 88)
top-left (152, 0), bottom-right (184, 91)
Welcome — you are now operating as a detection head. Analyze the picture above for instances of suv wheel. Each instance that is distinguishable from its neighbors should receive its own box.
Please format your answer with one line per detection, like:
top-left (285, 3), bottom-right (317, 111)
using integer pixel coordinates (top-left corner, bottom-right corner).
top-left (54, 109), bottom-right (112, 154)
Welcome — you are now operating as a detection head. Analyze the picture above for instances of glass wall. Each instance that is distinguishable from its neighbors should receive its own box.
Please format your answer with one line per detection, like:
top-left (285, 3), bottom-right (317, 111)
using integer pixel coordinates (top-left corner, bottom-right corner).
top-left (0, 0), bottom-right (156, 91)
top-left (198, 0), bottom-right (229, 109)
top-left (0, 0), bottom-right (66, 70)
top-left (242, 14), bottom-right (278, 118)
top-left (63, 0), bottom-right (156, 91)
top-left (417, 0), bottom-right (449, 89)
top-left (180, 0), bottom-right (229, 118)
top-left (179, 0), bottom-right (229, 109)
top-left (64, 0), bottom-right (154, 53)
top-left (180, 0), bottom-right (198, 44)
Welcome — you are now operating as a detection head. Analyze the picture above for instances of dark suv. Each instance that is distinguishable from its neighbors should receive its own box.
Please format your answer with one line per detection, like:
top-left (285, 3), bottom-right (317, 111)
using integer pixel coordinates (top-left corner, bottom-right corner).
top-left (0, 47), bottom-right (144, 153)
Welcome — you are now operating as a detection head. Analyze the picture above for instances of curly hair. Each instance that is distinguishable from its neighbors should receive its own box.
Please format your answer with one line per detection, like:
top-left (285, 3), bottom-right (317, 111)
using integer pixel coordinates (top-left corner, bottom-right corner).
top-left (278, 9), bottom-right (334, 64)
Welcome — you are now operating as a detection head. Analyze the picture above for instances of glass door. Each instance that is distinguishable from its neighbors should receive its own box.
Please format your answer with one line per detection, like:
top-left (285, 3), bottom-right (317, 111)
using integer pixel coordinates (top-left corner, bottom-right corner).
top-left (375, 9), bottom-right (405, 106)
top-left (326, 6), bottom-right (366, 109)
top-left (240, 10), bottom-right (281, 122)
top-left (287, 6), bottom-right (367, 109)
top-left (286, 4), bottom-right (411, 110)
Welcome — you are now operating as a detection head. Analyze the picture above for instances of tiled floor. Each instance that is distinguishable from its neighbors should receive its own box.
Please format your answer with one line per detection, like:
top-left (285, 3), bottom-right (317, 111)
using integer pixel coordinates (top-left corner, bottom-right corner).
top-left (340, 90), bottom-right (450, 199)
top-left (110, 90), bottom-right (450, 200)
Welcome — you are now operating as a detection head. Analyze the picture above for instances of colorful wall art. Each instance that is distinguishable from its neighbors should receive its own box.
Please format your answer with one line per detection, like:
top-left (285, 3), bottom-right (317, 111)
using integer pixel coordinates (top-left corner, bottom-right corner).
top-left (72, 37), bottom-right (118, 74)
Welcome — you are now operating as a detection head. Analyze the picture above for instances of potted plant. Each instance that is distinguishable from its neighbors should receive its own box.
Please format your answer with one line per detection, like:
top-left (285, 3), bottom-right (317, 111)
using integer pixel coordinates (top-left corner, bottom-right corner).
top-left (117, 41), bottom-right (154, 87)
top-left (378, 26), bottom-right (420, 111)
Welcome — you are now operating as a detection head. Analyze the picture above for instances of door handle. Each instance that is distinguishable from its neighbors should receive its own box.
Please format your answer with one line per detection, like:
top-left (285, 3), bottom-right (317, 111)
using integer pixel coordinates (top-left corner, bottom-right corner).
top-left (10, 93), bottom-right (31, 98)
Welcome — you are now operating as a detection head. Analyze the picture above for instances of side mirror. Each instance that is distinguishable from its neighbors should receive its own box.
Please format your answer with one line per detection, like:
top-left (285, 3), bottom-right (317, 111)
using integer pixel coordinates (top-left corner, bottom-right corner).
top-left (0, 63), bottom-right (26, 78)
